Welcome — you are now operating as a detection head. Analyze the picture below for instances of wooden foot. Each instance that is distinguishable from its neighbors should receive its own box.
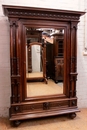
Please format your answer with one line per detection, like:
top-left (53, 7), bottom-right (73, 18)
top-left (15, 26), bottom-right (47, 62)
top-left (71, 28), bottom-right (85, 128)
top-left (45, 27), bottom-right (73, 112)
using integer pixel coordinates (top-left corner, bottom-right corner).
top-left (13, 120), bottom-right (21, 127)
top-left (55, 80), bottom-right (58, 83)
top-left (69, 113), bottom-right (76, 119)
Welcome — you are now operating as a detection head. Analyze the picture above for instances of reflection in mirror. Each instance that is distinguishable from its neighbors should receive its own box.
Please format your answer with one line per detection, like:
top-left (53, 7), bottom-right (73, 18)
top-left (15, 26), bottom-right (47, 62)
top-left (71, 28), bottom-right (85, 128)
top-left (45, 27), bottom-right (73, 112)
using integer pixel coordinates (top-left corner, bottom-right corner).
top-left (26, 27), bottom-right (64, 97)
top-left (26, 44), bottom-right (43, 79)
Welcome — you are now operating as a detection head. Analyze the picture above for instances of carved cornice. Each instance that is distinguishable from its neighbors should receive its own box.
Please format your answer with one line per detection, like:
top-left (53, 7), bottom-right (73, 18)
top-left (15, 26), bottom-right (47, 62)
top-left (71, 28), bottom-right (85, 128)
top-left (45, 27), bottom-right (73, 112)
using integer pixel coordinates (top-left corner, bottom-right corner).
top-left (8, 11), bottom-right (80, 21)
top-left (3, 5), bottom-right (85, 21)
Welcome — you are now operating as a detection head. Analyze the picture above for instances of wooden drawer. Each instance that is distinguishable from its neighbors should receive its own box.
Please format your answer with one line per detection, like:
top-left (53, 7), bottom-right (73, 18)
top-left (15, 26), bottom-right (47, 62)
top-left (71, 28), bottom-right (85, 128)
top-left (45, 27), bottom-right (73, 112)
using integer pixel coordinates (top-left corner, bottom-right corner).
top-left (11, 100), bottom-right (69, 115)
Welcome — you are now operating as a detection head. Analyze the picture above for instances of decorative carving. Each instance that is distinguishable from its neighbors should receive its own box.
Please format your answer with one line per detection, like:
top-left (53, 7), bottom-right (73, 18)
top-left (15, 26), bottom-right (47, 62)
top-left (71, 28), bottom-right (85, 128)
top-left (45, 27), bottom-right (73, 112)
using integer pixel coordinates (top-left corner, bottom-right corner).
top-left (11, 57), bottom-right (20, 75)
top-left (11, 57), bottom-right (16, 75)
top-left (70, 73), bottom-right (78, 81)
top-left (15, 106), bottom-right (19, 111)
top-left (10, 21), bottom-right (18, 27)
top-left (11, 79), bottom-right (20, 103)
top-left (70, 73), bottom-right (78, 97)
top-left (43, 102), bottom-right (50, 110)
top-left (10, 20), bottom-right (19, 75)
top-left (11, 58), bottom-right (15, 75)
top-left (8, 11), bottom-right (80, 21)
top-left (71, 57), bottom-right (76, 63)
top-left (17, 58), bottom-right (19, 75)
top-left (72, 101), bottom-right (76, 106)
top-left (70, 56), bottom-right (77, 82)
top-left (71, 23), bottom-right (77, 30)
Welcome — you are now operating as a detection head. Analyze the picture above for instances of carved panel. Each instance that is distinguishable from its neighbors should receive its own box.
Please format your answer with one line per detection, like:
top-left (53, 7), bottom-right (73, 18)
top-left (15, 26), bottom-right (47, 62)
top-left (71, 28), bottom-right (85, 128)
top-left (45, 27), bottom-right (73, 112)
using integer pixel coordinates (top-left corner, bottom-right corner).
top-left (10, 20), bottom-right (18, 56)
top-left (11, 57), bottom-right (20, 75)
top-left (11, 78), bottom-right (20, 103)
top-left (70, 72), bottom-right (78, 97)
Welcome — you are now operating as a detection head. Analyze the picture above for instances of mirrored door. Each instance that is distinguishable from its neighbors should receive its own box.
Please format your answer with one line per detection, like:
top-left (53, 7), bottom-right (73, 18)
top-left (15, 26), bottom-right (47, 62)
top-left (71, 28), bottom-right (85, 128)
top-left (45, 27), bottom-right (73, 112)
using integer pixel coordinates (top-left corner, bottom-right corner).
top-left (25, 27), bottom-right (64, 97)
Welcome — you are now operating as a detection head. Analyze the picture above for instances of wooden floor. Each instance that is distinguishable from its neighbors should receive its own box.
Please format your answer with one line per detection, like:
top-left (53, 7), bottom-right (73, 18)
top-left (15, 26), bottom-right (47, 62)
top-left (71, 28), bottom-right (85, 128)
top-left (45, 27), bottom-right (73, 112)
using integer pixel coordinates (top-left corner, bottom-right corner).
top-left (27, 79), bottom-right (63, 97)
top-left (0, 108), bottom-right (87, 130)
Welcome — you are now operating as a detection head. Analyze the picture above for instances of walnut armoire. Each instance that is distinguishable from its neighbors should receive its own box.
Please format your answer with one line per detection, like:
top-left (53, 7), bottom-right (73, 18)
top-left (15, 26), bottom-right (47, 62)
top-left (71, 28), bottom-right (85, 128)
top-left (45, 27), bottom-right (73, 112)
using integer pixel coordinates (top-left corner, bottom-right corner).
top-left (3, 5), bottom-right (85, 126)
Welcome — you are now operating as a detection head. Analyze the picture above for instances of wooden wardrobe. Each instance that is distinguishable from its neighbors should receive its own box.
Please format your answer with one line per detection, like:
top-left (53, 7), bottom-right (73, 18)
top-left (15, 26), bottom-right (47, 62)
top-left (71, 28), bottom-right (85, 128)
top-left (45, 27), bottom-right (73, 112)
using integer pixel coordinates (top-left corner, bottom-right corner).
top-left (3, 5), bottom-right (85, 126)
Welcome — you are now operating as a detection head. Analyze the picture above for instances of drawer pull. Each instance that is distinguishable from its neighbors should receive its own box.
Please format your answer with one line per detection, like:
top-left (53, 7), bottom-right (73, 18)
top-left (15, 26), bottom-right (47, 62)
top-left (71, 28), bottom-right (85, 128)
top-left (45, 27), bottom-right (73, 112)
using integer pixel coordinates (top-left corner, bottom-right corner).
top-left (43, 102), bottom-right (50, 110)
top-left (15, 106), bottom-right (19, 111)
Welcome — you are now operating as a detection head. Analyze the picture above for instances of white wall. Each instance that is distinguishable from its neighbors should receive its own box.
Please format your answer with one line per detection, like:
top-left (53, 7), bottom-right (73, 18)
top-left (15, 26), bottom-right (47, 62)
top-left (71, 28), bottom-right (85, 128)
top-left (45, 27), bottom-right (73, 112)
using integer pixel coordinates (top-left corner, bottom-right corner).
top-left (0, 0), bottom-right (87, 117)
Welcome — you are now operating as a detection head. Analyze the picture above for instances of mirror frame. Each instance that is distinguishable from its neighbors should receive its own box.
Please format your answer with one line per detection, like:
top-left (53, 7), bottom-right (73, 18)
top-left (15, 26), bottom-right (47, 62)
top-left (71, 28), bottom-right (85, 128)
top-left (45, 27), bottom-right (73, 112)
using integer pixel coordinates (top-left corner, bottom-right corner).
top-left (22, 22), bottom-right (67, 100)
top-left (3, 5), bottom-right (85, 125)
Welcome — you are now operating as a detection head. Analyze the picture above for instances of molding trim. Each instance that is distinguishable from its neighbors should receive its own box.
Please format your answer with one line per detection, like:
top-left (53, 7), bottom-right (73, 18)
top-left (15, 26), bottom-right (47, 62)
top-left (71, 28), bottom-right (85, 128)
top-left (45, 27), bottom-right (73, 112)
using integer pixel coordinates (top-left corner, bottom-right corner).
top-left (2, 5), bottom-right (85, 21)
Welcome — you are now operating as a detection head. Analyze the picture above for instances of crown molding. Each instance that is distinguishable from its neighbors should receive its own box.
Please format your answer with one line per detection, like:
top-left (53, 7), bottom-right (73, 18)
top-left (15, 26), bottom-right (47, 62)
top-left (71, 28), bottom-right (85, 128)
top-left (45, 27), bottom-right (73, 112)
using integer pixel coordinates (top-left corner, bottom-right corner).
top-left (2, 5), bottom-right (85, 22)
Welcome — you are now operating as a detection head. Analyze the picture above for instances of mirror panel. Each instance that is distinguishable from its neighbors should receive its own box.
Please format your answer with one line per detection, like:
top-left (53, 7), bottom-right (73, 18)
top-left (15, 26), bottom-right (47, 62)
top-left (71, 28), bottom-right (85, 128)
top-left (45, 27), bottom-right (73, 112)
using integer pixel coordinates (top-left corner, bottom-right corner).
top-left (26, 27), bottom-right (64, 97)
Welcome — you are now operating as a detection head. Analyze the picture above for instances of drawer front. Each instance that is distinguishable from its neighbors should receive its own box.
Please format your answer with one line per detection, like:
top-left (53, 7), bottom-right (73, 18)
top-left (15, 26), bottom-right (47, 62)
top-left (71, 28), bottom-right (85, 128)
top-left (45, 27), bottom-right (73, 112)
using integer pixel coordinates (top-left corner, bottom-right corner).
top-left (11, 100), bottom-right (69, 115)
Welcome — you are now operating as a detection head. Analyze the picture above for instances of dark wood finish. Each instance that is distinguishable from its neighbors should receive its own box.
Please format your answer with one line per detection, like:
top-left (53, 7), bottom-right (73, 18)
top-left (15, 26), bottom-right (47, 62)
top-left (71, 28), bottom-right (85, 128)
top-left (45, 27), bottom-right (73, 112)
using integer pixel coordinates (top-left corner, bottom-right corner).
top-left (3, 5), bottom-right (85, 125)
top-left (69, 112), bottom-right (76, 119)
top-left (13, 120), bottom-right (21, 127)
